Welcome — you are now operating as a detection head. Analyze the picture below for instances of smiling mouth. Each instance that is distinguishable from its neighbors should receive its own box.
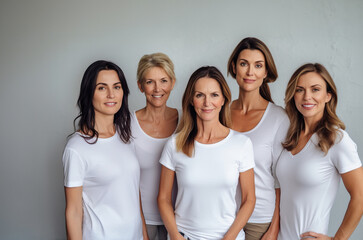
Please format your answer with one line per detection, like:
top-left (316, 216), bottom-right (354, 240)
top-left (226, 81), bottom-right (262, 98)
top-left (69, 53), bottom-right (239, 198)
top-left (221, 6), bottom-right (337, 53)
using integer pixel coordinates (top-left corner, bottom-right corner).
top-left (105, 102), bottom-right (117, 106)
top-left (302, 104), bottom-right (315, 109)
top-left (152, 94), bottom-right (164, 98)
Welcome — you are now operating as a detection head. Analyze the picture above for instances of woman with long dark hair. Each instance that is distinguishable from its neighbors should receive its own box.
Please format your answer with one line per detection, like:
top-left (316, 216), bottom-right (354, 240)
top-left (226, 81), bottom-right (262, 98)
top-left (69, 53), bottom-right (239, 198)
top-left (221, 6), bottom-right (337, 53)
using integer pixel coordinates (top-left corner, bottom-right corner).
top-left (276, 63), bottom-right (363, 239)
top-left (158, 66), bottom-right (256, 240)
top-left (62, 60), bottom-right (148, 239)
top-left (227, 37), bottom-right (288, 240)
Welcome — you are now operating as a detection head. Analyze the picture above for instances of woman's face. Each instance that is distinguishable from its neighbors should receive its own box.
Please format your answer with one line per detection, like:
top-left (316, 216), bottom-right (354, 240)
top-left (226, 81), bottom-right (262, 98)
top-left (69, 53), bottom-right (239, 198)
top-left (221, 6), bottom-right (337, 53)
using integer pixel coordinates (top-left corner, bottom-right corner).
top-left (93, 70), bottom-right (123, 119)
top-left (294, 72), bottom-right (331, 124)
top-left (138, 67), bottom-right (175, 108)
top-left (233, 49), bottom-right (267, 93)
top-left (192, 77), bottom-right (225, 123)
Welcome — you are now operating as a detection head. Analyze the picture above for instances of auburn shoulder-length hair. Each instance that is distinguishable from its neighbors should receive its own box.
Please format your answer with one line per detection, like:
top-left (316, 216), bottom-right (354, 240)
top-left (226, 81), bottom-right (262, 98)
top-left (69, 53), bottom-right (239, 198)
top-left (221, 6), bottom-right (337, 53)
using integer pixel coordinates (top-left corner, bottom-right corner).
top-left (73, 60), bottom-right (132, 144)
top-left (227, 37), bottom-right (278, 103)
top-left (283, 63), bottom-right (345, 154)
top-left (175, 66), bottom-right (231, 157)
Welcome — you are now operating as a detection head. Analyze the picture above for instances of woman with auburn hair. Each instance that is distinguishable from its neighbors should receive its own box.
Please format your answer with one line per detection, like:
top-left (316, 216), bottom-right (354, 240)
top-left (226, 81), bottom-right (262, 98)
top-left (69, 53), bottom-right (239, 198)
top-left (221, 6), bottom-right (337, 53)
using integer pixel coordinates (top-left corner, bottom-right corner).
top-left (132, 52), bottom-right (179, 240)
top-left (62, 60), bottom-right (148, 239)
top-left (158, 66), bottom-right (256, 240)
top-left (275, 63), bottom-right (363, 240)
top-left (227, 37), bottom-right (288, 240)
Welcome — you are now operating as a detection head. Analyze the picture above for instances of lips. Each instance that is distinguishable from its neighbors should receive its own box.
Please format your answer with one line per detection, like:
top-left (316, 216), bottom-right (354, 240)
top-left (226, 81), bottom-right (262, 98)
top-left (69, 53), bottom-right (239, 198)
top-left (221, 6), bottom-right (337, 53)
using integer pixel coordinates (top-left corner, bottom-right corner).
top-left (243, 78), bottom-right (256, 83)
top-left (152, 94), bottom-right (164, 98)
top-left (302, 104), bottom-right (315, 109)
top-left (202, 109), bottom-right (214, 113)
top-left (104, 102), bottom-right (117, 106)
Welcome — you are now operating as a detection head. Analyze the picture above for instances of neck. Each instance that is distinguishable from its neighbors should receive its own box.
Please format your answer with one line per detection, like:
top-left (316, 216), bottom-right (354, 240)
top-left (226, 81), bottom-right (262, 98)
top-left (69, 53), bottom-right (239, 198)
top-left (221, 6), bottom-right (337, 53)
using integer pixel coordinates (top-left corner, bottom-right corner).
top-left (144, 103), bottom-right (168, 122)
top-left (302, 117), bottom-right (319, 136)
top-left (94, 113), bottom-right (115, 137)
top-left (236, 89), bottom-right (267, 111)
top-left (195, 117), bottom-right (227, 142)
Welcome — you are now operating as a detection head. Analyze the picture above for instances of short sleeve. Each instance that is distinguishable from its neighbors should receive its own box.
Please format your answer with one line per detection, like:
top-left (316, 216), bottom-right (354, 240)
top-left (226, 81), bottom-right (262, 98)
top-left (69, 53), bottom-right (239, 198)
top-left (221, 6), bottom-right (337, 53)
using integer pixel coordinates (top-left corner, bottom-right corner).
top-left (159, 137), bottom-right (176, 171)
top-left (331, 131), bottom-right (362, 174)
top-left (62, 148), bottom-right (86, 187)
top-left (238, 137), bottom-right (255, 172)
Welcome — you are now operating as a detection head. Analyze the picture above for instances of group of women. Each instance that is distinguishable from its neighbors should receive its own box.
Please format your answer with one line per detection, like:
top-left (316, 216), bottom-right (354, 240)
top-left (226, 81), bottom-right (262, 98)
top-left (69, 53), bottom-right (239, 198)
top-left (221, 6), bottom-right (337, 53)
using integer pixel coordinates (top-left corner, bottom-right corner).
top-left (62, 37), bottom-right (363, 240)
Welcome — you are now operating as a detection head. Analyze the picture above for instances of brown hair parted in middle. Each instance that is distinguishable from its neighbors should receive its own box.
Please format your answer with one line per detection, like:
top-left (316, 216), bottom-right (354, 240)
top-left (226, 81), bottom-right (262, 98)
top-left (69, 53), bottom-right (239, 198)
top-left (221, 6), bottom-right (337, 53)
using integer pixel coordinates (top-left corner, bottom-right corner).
top-left (227, 37), bottom-right (278, 102)
top-left (175, 66), bottom-right (231, 157)
top-left (283, 63), bottom-right (345, 154)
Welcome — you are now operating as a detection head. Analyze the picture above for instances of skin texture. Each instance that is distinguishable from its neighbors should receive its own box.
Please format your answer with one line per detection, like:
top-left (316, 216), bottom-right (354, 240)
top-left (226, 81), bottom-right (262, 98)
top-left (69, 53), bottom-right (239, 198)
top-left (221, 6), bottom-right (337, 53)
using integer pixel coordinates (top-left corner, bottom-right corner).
top-left (158, 77), bottom-right (256, 240)
top-left (65, 70), bottom-right (149, 240)
top-left (291, 74), bottom-right (363, 240)
top-left (136, 66), bottom-right (178, 138)
top-left (230, 49), bottom-right (279, 239)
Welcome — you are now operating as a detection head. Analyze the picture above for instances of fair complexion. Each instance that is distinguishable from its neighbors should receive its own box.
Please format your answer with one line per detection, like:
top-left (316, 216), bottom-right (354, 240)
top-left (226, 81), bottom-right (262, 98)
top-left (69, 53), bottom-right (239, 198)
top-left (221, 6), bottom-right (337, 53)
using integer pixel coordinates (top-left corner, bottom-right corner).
top-left (65, 70), bottom-right (149, 240)
top-left (291, 72), bottom-right (332, 155)
top-left (231, 49), bottom-right (269, 132)
top-left (92, 70), bottom-right (124, 138)
top-left (158, 77), bottom-right (256, 240)
top-left (293, 74), bottom-right (363, 240)
top-left (136, 67), bottom-right (178, 138)
top-left (230, 49), bottom-right (280, 239)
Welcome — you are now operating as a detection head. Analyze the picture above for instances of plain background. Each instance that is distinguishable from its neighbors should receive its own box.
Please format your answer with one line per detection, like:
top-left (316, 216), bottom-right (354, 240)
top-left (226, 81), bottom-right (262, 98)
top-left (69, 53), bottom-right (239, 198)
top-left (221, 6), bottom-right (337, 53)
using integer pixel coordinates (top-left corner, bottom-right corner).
top-left (0, 0), bottom-right (362, 239)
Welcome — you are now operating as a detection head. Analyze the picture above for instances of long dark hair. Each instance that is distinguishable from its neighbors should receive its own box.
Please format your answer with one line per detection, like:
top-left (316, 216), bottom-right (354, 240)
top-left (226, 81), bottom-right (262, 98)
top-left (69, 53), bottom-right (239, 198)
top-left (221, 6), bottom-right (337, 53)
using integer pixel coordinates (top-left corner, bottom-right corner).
top-left (227, 37), bottom-right (278, 102)
top-left (73, 60), bottom-right (131, 143)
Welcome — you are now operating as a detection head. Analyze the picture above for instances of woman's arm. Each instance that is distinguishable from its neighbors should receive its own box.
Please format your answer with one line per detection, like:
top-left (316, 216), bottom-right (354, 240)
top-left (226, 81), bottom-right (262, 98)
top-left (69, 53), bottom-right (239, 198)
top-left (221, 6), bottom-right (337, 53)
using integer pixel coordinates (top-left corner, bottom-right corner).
top-left (65, 186), bottom-right (83, 240)
top-left (223, 169), bottom-right (256, 240)
top-left (157, 166), bottom-right (184, 240)
top-left (261, 188), bottom-right (280, 240)
top-left (139, 191), bottom-right (149, 240)
top-left (301, 167), bottom-right (363, 240)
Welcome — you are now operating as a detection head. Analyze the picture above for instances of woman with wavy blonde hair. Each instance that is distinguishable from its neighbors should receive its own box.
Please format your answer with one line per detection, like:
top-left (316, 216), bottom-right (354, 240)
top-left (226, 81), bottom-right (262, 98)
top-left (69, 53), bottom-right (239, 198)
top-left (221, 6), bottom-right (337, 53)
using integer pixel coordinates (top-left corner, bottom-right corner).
top-left (275, 63), bottom-right (363, 240)
top-left (158, 66), bottom-right (256, 240)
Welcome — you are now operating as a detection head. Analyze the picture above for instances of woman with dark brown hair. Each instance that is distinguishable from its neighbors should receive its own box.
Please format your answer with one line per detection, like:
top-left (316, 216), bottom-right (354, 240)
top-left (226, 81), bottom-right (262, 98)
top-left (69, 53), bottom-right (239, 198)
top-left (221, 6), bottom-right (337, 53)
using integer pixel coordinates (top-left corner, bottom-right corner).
top-left (227, 37), bottom-right (288, 240)
top-left (276, 63), bottom-right (363, 240)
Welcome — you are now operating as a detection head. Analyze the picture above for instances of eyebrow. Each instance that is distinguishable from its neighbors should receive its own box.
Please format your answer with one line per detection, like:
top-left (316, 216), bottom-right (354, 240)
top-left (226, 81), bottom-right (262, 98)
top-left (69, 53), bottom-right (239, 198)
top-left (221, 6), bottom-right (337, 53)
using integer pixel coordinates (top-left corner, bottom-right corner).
top-left (239, 58), bottom-right (265, 63)
top-left (96, 82), bottom-right (121, 86)
top-left (296, 84), bottom-right (322, 88)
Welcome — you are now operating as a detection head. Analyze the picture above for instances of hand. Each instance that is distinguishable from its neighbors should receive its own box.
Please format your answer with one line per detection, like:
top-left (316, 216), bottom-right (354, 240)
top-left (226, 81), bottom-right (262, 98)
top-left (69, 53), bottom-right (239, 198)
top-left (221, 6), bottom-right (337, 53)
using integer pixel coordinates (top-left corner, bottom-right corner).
top-left (300, 231), bottom-right (333, 240)
top-left (170, 233), bottom-right (186, 240)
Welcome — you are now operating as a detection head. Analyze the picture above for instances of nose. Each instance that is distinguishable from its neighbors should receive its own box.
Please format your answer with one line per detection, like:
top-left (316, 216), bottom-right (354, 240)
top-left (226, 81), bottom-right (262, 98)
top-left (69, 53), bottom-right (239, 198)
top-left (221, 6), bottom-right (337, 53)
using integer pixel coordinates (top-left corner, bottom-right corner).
top-left (303, 90), bottom-right (311, 100)
top-left (154, 81), bottom-right (161, 92)
top-left (204, 95), bottom-right (211, 106)
top-left (247, 65), bottom-right (253, 76)
top-left (107, 88), bottom-right (115, 98)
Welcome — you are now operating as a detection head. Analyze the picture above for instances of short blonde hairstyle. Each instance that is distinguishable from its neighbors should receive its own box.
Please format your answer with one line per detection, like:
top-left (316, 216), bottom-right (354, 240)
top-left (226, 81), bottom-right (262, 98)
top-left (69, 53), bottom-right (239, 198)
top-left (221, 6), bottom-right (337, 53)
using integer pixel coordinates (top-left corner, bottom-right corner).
top-left (137, 52), bottom-right (176, 84)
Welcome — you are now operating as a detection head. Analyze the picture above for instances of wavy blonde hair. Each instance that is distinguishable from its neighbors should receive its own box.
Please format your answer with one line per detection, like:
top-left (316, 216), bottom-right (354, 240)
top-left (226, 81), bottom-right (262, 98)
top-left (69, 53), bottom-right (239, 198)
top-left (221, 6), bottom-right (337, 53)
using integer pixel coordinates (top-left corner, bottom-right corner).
top-left (283, 63), bottom-right (345, 154)
top-left (176, 66), bottom-right (231, 157)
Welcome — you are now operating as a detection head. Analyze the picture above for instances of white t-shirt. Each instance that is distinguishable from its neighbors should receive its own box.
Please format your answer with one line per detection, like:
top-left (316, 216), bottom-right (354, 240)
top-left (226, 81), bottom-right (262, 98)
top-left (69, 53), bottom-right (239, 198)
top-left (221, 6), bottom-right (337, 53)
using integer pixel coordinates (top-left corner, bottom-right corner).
top-left (131, 110), bottom-right (179, 225)
top-left (160, 130), bottom-right (255, 240)
top-left (237, 102), bottom-right (289, 223)
top-left (62, 132), bottom-right (143, 240)
top-left (275, 130), bottom-right (362, 240)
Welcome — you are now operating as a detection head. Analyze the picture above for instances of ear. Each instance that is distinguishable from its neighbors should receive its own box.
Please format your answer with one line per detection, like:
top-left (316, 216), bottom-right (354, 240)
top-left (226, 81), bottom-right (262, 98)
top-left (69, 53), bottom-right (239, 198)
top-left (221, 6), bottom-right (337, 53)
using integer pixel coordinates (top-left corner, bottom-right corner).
top-left (171, 78), bottom-right (176, 90)
top-left (264, 70), bottom-right (268, 80)
top-left (137, 81), bottom-right (144, 93)
top-left (326, 92), bottom-right (332, 103)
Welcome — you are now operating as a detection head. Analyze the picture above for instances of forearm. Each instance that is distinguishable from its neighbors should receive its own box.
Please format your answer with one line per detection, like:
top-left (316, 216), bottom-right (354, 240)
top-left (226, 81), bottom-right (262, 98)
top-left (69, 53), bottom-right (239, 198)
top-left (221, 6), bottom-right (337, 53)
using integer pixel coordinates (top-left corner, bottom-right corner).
top-left (333, 196), bottom-right (363, 240)
top-left (65, 208), bottom-right (82, 240)
top-left (223, 196), bottom-right (256, 240)
top-left (158, 198), bottom-right (180, 239)
top-left (262, 189), bottom-right (280, 239)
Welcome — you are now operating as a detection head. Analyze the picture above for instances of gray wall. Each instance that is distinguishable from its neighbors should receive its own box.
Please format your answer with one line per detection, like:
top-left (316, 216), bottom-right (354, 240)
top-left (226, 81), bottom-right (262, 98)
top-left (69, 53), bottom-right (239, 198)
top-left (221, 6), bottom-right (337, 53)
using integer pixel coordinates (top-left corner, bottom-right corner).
top-left (0, 0), bottom-right (362, 239)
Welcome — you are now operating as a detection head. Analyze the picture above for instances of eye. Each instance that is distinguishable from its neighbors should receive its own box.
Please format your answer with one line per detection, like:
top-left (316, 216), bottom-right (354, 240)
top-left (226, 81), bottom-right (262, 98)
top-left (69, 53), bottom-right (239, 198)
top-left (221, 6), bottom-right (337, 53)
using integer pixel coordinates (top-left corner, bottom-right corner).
top-left (195, 93), bottom-right (203, 98)
top-left (312, 88), bottom-right (320, 92)
top-left (114, 85), bottom-right (121, 90)
top-left (212, 93), bottom-right (219, 97)
top-left (295, 88), bottom-right (303, 93)
top-left (98, 86), bottom-right (106, 91)
top-left (145, 80), bottom-right (153, 85)
top-left (161, 79), bottom-right (169, 83)
top-left (255, 64), bottom-right (263, 68)
top-left (240, 62), bottom-right (247, 67)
